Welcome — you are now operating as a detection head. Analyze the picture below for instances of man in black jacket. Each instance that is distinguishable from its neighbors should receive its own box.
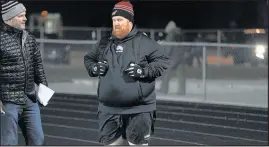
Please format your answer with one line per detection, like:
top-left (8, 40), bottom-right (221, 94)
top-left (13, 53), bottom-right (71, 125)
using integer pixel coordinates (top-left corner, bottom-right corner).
top-left (84, 1), bottom-right (170, 145)
top-left (0, 1), bottom-right (48, 145)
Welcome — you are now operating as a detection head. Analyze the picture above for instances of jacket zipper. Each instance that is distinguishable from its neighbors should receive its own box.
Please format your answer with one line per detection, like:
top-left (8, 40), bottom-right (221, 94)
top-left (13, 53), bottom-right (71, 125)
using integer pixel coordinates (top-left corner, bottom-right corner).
top-left (20, 35), bottom-right (27, 93)
top-left (20, 48), bottom-right (27, 92)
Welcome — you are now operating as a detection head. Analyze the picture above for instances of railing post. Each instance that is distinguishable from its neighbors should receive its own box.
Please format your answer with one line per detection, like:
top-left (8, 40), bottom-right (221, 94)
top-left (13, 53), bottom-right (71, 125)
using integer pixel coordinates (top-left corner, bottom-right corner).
top-left (217, 30), bottom-right (221, 66)
top-left (177, 58), bottom-right (186, 95)
top-left (96, 28), bottom-right (101, 40)
top-left (40, 26), bottom-right (45, 60)
top-left (202, 46), bottom-right (207, 101)
top-left (150, 29), bottom-right (155, 40)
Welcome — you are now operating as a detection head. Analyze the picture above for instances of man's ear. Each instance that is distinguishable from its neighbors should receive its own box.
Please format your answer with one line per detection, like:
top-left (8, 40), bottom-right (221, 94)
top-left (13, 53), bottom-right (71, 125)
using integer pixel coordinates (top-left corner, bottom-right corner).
top-left (6, 19), bottom-right (12, 25)
top-left (129, 21), bottom-right (133, 26)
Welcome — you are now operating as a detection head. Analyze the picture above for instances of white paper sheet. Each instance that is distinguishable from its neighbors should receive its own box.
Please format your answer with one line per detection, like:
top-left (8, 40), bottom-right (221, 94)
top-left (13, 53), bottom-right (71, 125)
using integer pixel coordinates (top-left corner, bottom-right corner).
top-left (37, 83), bottom-right (55, 106)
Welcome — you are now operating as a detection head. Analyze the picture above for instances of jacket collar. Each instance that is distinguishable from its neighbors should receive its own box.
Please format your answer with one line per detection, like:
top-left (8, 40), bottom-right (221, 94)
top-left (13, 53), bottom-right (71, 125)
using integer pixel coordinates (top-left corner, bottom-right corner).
top-left (1, 22), bottom-right (23, 34)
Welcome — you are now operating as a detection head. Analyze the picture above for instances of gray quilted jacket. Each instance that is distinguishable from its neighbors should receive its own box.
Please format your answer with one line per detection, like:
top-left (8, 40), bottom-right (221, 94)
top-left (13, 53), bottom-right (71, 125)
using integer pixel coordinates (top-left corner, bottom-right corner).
top-left (0, 23), bottom-right (48, 104)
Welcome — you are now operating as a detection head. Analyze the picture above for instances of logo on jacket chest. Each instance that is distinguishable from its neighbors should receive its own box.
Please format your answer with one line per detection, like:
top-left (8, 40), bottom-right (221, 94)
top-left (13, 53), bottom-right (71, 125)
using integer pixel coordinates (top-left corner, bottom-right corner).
top-left (116, 45), bottom-right (123, 53)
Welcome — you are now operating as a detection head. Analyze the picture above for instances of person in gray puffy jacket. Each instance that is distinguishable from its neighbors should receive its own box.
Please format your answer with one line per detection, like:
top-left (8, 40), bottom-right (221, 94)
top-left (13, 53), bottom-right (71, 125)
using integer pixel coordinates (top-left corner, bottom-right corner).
top-left (0, 1), bottom-right (47, 145)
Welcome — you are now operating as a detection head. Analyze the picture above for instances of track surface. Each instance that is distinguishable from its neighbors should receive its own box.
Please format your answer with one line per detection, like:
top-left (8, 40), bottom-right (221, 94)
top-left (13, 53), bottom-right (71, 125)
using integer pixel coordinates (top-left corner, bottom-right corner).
top-left (18, 94), bottom-right (268, 146)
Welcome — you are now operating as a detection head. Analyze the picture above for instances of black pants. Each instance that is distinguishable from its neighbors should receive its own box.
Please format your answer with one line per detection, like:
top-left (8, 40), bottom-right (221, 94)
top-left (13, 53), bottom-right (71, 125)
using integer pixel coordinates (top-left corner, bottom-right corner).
top-left (97, 111), bottom-right (156, 145)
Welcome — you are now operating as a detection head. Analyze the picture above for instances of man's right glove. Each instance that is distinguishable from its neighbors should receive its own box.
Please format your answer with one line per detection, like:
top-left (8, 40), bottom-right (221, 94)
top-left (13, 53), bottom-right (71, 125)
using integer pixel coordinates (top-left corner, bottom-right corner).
top-left (91, 61), bottom-right (108, 76)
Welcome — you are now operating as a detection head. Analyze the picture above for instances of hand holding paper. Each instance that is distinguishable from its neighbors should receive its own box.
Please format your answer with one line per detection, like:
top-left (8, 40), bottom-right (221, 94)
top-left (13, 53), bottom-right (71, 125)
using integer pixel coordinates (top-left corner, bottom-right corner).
top-left (0, 100), bottom-right (5, 114)
top-left (37, 83), bottom-right (55, 106)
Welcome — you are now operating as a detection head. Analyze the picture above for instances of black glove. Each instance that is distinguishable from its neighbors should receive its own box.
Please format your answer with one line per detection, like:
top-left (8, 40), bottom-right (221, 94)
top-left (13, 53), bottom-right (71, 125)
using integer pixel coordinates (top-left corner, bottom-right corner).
top-left (125, 63), bottom-right (145, 78)
top-left (91, 61), bottom-right (108, 76)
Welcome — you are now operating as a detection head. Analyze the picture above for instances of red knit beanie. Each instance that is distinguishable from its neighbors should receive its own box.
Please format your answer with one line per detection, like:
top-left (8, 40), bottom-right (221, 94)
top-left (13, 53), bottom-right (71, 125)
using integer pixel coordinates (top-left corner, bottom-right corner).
top-left (112, 1), bottom-right (134, 22)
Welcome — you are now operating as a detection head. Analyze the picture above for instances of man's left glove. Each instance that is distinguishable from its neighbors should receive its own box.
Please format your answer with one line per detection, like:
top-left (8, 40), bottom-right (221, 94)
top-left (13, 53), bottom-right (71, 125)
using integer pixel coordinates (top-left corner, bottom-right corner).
top-left (125, 63), bottom-right (145, 78)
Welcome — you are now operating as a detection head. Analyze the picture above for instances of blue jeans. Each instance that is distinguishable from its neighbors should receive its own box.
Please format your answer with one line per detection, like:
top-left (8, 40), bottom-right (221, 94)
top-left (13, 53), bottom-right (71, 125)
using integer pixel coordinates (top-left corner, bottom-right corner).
top-left (0, 97), bottom-right (44, 145)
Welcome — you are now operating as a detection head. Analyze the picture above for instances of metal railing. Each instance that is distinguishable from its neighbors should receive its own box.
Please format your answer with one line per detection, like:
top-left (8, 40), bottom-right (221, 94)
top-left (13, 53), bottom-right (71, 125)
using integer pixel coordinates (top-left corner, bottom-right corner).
top-left (30, 26), bottom-right (268, 67)
top-left (36, 38), bottom-right (268, 108)
top-left (29, 26), bottom-right (268, 42)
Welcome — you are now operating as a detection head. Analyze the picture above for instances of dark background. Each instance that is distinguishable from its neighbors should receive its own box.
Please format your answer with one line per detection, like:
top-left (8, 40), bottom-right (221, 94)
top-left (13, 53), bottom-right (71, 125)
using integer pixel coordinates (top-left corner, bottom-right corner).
top-left (0, 0), bottom-right (267, 29)
top-left (18, 0), bottom-right (268, 29)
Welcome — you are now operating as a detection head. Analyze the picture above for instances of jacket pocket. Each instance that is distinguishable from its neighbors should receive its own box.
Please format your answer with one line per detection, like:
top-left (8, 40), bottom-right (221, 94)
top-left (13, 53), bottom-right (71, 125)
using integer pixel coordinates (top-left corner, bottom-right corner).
top-left (25, 90), bottom-right (36, 101)
top-left (138, 81), bottom-right (156, 103)
top-left (98, 68), bottom-right (142, 107)
top-left (137, 82), bottom-right (144, 100)
top-left (25, 82), bottom-right (36, 100)
top-left (97, 77), bottom-right (101, 97)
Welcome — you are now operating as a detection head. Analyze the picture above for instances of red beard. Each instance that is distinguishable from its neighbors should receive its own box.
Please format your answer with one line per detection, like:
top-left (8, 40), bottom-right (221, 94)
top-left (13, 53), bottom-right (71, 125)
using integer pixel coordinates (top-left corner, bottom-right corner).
top-left (112, 27), bottom-right (130, 39)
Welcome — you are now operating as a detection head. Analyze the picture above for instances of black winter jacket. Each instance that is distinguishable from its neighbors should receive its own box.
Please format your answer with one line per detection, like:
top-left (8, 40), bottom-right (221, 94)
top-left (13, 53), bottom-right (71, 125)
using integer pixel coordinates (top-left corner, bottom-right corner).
top-left (0, 23), bottom-right (48, 104)
top-left (84, 27), bottom-right (170, 114)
